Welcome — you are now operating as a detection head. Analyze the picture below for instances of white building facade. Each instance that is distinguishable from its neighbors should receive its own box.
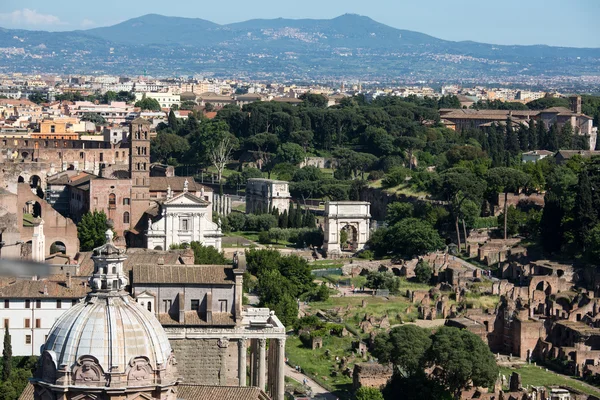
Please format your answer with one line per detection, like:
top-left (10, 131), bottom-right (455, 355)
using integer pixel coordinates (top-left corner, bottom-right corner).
top-left (0, 279), bottom-right (88, 356)
top-left (146, 189), bottom-right (222, 251)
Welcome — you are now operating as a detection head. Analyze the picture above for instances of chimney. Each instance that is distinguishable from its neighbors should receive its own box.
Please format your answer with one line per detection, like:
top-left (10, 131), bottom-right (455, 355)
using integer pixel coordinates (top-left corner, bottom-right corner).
top-left (66, 272), bottom-right (71, 288)
top-left (43, 284), bottom-right (48, 296)
top-left (178, 292), bottom-right (185, 323)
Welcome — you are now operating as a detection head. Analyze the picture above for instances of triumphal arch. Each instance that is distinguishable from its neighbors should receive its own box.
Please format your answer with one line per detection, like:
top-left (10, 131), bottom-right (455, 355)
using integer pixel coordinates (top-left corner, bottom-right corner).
top-left (323, 201), bottom-right (371, 257)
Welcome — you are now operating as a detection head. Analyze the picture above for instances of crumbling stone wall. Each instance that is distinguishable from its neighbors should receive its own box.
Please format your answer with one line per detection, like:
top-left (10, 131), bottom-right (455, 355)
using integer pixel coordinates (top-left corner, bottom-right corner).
top-left (170, 338), bottom-right (239, 386)
top-left (352, 363), bottom-right (393, 390)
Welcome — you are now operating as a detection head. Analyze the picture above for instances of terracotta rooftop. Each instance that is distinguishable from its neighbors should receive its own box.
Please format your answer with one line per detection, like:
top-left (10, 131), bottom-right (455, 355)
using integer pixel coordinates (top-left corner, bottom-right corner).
top-left (148, 176), bottom-right (210, 193)
top-left (132, 264), bottom-right (234, 285)
top-left (75, 248), bottom-right (192, 276)
top-left (177, 384), bottom-right (269, 400)
top-left (19, 381), bottom-right (268, 400)
top-left (0, 278), bottom-right (89, 299)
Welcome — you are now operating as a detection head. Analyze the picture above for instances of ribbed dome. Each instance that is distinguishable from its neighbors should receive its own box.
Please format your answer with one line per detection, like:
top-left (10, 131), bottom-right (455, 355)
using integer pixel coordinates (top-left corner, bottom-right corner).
top-left (36, 230), bottom-right (178, 392)
top-left (43, 293), bottom-right (173, 374)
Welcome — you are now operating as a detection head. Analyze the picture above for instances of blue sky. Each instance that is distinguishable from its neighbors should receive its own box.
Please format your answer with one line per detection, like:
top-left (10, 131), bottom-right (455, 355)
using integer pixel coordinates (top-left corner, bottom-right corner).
top-left (1, 0), bottom-right (599, 47)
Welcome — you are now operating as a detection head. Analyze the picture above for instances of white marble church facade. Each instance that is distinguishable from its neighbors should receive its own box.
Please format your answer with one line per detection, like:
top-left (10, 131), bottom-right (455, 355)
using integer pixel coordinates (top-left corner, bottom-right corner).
top-left (146, 185), bottom-right (222, 251)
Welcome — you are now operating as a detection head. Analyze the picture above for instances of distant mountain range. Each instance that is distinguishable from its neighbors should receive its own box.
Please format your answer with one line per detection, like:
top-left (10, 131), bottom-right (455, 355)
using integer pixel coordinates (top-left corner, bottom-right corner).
top-left (1, 14), bottom-right (599, 84)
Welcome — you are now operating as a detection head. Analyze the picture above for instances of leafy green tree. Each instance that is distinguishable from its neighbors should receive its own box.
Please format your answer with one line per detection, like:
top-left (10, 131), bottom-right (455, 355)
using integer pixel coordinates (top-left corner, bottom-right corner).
top-left (575, 170), bottom-right (597, 249)
top-left (387, 218), bottom-right (444, 259)
top-left (151, 132), bottom-right (190, 164)
top-left (365, 271), bottom-right (400, 293)
top-left (189, 242), bottom-right (228, 264)
top-left (135, 97), bottom-right (161, 111)
top-left (28, 92), bottom-right (46, 104)
top-left (180, 100), bottom-right (197, 110)
top-left (2, 327), bottom-right (11, 381)
top-left (355, 387), bottom-right (384, 400)
top-left (386, 202), bottom-right (414, 226)
top-left (289, 130), bottom-right (314, 152)
top-left (299, 93), bottom-right (328, 108)
top-left (77, 211), bottom-right (111, 251)
top-left (373, 325), bottom-right (432, 377)
top-left (81, 113), bottom-right (106, 125)
top-left (115, 91), bottom-right (136, 103)
top-left (227, 213), bottom-right (247, 232)
top-left (414, 260), bottom-right (432, 283)
top-left (426, 326), bottom-right (498, 399)
top-left (440, 170), bottom-right (486, 250)
top-left (276, 143), bottom-right (305, 165)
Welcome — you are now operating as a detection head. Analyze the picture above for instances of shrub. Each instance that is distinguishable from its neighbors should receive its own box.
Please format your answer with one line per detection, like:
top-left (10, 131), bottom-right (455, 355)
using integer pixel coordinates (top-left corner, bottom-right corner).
top-left (367, 170), bottom-right (385, 181)
top-left (227, 212), bottom-right (247, 232)
top-left (382, 167), bottom-right (410, 188)
top-left (258, 231), bottom-right (271, 244)
top-left (414, 260), bottom-right (432, 283)
top-left (357, 250), bottom-right (374, 259)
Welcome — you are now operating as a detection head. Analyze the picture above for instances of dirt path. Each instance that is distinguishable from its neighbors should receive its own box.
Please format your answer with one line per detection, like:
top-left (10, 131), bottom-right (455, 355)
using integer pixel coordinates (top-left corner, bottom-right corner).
top-left (285, 364), bottom-right (338, 400)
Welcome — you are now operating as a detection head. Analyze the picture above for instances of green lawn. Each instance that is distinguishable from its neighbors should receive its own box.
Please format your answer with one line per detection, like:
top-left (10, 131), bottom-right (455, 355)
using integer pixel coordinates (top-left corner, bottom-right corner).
top-left (286, 335), bottom-right (355, 399)
top-left (233, 203), bottom-right (246, 212)
top-left (310, 260), bottom-right (345, 270)
top-left (308, 294), bottom-right (416, 326)
top-left (499, 364), bottom-right (600, 396)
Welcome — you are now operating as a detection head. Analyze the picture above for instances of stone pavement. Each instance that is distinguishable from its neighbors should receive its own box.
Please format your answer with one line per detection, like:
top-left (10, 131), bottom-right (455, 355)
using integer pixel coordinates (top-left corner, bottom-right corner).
top-left (284, 364), bottom-right (338, 400)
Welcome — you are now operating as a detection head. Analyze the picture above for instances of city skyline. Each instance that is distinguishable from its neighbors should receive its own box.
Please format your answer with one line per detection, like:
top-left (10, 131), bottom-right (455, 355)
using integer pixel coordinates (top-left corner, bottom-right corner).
top-left (1, 0), bottom-right (599, 48)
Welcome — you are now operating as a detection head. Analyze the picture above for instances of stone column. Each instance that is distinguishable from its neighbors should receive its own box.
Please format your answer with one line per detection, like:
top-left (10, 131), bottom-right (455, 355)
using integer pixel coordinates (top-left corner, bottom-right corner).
top-left (249, 339), bottom-right (256, 386)
top-left (238, 337), bottom-right (247, 386)
top-left (258, 338), bottom-right (266, 390)
top-left (276, 338), bottom-right (285, 400)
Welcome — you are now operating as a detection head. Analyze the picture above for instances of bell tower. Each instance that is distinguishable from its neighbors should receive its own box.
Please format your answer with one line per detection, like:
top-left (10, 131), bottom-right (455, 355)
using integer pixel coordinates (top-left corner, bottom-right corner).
top-left (129, 117), bottom-right (151, 232)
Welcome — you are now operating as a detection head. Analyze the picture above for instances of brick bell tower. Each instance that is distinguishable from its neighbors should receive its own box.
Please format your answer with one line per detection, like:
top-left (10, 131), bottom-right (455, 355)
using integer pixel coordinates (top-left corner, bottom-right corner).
top-left (129, 118), bottom-right (151, 237)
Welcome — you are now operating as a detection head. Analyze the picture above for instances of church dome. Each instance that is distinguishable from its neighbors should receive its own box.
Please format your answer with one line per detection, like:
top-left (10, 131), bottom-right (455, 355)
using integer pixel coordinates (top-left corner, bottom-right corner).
top-left (37, 230), bottom-right (177, 393)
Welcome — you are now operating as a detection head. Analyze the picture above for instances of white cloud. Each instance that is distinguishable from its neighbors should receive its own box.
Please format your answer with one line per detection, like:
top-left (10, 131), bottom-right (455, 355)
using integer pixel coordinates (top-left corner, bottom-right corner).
top-left (0, 8), bottom-right (65, 27)
top-left (80, 18), bottom-right (96, 28)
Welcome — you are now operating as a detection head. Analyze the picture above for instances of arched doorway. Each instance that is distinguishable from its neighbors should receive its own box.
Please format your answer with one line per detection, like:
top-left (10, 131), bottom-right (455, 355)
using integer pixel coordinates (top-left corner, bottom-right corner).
top-left (17, 176), bottom-right (25, 183)
top-left (29, 175), bottom-right (44, 199)
top-left (21, 151), bottom-right (29, 160)
top-left (50, 241), bottom-right (66, 255)
top-left (340, 224), bottom-right (358, 251)
top-left (67, 164), bottom-right (75, 170)
top-left (23, 201), bottom-right (42, 226)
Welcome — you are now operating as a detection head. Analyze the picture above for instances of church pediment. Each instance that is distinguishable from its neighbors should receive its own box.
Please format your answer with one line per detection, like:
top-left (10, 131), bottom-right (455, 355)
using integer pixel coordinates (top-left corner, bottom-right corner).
top-left (163, 192), bottom-right (209, 206)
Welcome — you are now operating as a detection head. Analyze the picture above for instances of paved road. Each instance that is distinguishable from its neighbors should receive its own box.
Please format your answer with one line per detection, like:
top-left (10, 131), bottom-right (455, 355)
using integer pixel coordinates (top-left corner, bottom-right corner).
top-left (284, 364), bottom-right (338, 400)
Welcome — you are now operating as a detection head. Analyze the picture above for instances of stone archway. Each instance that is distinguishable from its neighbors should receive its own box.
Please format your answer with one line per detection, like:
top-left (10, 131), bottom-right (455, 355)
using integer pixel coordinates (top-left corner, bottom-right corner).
top-left (323, 201), bottom-right (371, 258)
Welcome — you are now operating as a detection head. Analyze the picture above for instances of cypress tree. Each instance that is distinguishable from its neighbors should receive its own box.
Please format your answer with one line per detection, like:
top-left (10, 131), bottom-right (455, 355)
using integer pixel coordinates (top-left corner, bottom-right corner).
top-left (528, 119), bottom-right (538, 150)
top-left (537, 120), bottom-right (547, 149)
top-left (559, 121), bottom-right (574, 150)
top-left (295, 203), bottom-right (303, 228)
top-left (575, 170), bottom-right (597, 250)
top-left (2, 326), bottom-right (11, 381)
top-left (518, 124), bottom-right (529, 152)
top-left (168, 109), bottom-right (178, 129)
top-left (547, 123), bottom-right (559, 151)
top-left (279, 210), bottom-right (288, 229)
top-left (288, 204), bottom-right (296, 228)
top-left (505, 119), bottom-right (520, 157)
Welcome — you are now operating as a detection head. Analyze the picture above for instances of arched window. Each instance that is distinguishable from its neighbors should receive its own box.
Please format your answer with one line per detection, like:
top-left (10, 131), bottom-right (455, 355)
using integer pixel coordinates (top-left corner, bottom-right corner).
top-left (109, 193), bottom-right (116, 207)
top-left (123, 212), bottom-right (130, 224)
top-left (147, 302), bottom-right (152, 312)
